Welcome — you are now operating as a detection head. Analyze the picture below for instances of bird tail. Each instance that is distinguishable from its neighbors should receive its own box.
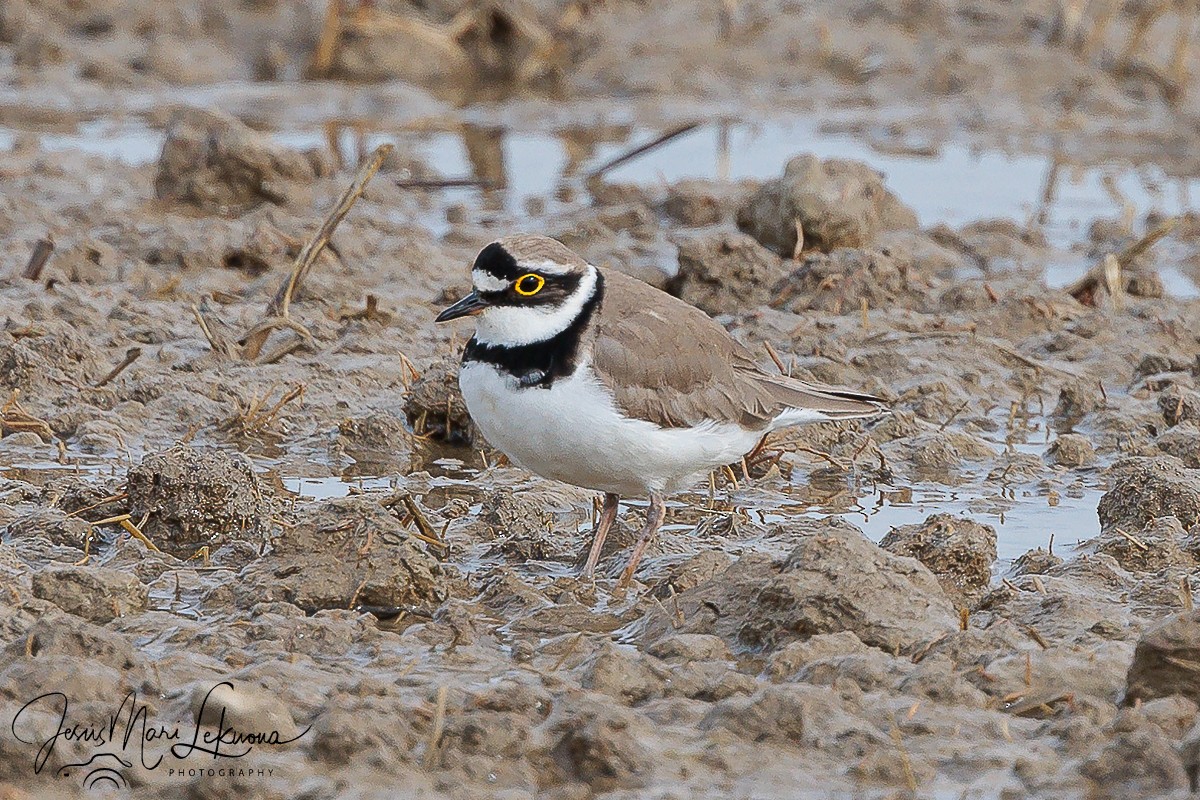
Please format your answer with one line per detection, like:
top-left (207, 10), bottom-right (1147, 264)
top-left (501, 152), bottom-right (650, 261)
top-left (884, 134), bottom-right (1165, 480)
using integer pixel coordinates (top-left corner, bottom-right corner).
top-left (752, 373), bottom-right (888, 430)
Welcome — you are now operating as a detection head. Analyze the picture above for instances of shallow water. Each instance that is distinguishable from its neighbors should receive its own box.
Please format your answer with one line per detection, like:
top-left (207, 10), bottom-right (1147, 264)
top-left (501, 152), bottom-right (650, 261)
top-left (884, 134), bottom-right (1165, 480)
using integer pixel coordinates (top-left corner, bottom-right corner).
top-left (5, 115), bottom-right (1199, 297)
top-left (284, 470), bottom-right (1101, 567)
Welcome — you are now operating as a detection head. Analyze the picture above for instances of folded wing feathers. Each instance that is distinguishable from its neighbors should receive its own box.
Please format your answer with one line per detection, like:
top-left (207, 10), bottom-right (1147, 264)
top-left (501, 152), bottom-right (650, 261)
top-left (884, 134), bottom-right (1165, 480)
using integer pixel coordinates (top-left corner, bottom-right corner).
top-left (752, 372), bottom-right (887, 420)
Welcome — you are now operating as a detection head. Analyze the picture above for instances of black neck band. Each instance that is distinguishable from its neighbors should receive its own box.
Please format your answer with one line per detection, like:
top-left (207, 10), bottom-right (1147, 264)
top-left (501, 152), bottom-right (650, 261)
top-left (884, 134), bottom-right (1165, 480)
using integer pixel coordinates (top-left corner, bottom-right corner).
top-left (462, 272), bottom-right (604, 389)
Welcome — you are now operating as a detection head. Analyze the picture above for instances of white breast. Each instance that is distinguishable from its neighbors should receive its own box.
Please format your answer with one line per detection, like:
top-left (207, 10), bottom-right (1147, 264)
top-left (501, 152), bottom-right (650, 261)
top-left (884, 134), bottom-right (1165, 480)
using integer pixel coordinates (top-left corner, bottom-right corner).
top-left (459, 360), bottom-right (763, 497)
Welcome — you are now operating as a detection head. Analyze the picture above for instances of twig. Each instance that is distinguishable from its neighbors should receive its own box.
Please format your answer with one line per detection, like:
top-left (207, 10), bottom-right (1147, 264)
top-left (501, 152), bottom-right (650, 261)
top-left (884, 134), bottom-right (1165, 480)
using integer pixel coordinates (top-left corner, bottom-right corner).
top-left (585, 123), bottom-right (701, 180)
top-left (763, 341), bottom-right (787, 374)
top-left (241, 143), bottom-right (393, 360)
top-left (192, 303), bottom-right (234, 356)
top-left (94, 348), bottom-right (142, 388)
top-left (1, 390), bottom-right (53, 441)
top-left (22, 237), bottom-right (54, 281)
top-left (396, 177), bottom-right (494, 189)
top-left (400, 493), bottom-right (443, 544)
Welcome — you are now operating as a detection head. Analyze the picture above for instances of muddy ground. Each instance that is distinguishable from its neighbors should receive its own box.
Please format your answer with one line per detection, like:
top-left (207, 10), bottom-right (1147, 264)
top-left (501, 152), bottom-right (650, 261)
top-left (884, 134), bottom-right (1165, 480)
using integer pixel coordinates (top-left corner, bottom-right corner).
top-left (3, 0), bottom-right (1200, 798)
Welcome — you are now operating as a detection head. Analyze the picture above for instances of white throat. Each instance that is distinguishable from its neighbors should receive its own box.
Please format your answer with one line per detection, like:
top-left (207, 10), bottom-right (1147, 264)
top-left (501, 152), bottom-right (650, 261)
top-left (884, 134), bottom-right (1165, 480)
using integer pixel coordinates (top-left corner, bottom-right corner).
top-left (473, 265), bottom-right (599, 347)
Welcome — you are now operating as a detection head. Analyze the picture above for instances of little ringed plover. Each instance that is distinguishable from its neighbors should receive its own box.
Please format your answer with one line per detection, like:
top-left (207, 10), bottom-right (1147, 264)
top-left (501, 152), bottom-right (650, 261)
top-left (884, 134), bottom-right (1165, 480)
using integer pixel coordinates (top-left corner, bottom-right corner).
top-left (437, 234), bottom-right (886, 586)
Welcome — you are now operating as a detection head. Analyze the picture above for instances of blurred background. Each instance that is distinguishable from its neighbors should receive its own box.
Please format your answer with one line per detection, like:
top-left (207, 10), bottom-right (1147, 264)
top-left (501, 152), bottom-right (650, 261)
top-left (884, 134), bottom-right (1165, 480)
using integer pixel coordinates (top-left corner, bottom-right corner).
top-left (3, 0), bottom-right (1200, 288)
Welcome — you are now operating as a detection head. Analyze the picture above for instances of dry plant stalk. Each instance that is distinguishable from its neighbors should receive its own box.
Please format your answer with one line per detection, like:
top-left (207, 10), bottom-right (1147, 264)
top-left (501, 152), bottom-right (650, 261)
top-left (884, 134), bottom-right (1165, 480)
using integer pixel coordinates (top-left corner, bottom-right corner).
top-left (22, 237), bottom-right (54, 281)
top-left (221, 384), bottom-right (306, 436)
top-left (1067, 216), bottom-right (1177, 306)
top-left (241, 143), bottom-right (393, 360)
top-left (1, 390), bottom-right (53, 441)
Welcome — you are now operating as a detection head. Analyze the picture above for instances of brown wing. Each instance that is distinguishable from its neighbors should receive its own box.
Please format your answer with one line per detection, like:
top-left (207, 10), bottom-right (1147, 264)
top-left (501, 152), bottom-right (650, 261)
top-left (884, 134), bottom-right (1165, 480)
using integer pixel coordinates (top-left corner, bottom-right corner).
top-left (590, 270), bottom-right (884, 429)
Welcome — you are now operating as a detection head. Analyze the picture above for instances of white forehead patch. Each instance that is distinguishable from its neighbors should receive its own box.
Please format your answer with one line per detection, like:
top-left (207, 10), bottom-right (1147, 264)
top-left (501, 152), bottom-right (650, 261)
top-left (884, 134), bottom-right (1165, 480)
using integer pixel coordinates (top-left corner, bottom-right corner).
top-left (474, 264), bottom-right (598, 347)
top-left (472, 269), bottom-right (510, 293)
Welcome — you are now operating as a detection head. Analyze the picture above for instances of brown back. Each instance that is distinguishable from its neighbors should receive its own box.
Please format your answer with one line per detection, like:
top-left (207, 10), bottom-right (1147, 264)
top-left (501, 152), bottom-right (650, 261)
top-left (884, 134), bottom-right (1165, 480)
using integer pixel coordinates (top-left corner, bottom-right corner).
top-left (589, 269), bottom-right (882, 429)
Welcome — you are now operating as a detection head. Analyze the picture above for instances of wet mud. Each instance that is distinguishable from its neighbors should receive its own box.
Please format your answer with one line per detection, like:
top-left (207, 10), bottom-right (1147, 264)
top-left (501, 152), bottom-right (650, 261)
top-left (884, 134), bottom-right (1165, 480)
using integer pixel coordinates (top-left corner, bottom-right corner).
top-left (3, 0), bottom-right (1200, 798)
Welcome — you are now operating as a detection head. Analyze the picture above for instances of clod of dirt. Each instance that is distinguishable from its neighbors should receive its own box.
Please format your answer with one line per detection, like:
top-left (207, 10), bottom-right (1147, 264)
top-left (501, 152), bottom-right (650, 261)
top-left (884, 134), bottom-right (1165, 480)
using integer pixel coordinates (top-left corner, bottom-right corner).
top-left (667, 231), bottom-right (786, 315)
top-left (545, 701), bottom-right (651, 792)
top-left (1053, 379), bottom-right (1102, 428)
top-left (30, 565), bottom-right (148, 623)
top-left (1097, 457), bottom-right (1200, 532)
top-left (480, 488), bottom-right (567, 562)
top-left (4, 508), bottom-right (92, 551)
top-left (1159, 386), bottom-right (1200, 427)
top-left (1125, 610), bottom-right (1200, 707)
top-left (337, 411), bottom-right (412, 470)
top-left (0, 322), bottom-right (100, 392)
top-left (1012, 547), bottom-right (1064, 576)
top-left (232, 496), bottom-right (445, 613)
top-left (660, 180), bottom-right (727, 227)
top-left (735, 154), bottom-right (918, 256)
top-left (1092, 516), bottom-right (1193, 572)
top-left (1080, 727), bottom-right (1190, 799)
top-left (879, 513), bottom-right (997, 606)
top-left (774, 246), bottom-right (927, 315)
top-left (155, 108), bottom-right (318, 212)
top-left (1047, 433), bottom-right (1098, 467)
top-left (403, 354), bottom-right (473, 444)
top-left (641, 521), bottom-right (957, 654)
top-left (1157, 423), bottom-right (1200, 467)
top-left (127, 444), bottom-right (278, 555)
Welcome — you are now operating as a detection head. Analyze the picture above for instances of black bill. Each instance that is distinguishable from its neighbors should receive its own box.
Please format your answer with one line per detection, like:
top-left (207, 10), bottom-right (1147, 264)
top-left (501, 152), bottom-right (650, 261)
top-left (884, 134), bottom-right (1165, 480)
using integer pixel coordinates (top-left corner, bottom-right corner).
top-left (435, 290), bottom-right (488, 322)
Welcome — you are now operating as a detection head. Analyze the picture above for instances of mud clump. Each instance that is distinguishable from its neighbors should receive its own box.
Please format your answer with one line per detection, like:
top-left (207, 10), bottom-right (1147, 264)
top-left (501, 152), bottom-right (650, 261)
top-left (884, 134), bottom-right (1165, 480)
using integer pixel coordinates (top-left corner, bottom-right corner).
top-left (232, 496), bottom-right (446, 614)
top-left (479, 489), bottom-right (567, 562)
top-left (545, 701), bottom-right (651, 792)
top-left (1159, 386), bottom-right (1200, 427)
top-left (0, 323), bottom-right (100, 392)
top-left (337, 411), bottom-right (412, 470)
top-left (1092, 517), bottom-right (1193, 572)
top-left (1097, 457), bottom-right (1200, 532)
top-left (1125, 611), bottom-right (1200, 706)
top-left (1157, 423), bottom-right (1200, 467)
top-left (668, 231), bottom-right (786, 315)
top-left (643, 521), bottom-right (957, 654)
top-left (155, 108), bottom-right (320, 212)
top-left (31, 565), bottom-right (148, 623)
top-left (127, 444), bottom-right (278, 555)
top-left (736, 154), bottom-right (918, 256)
top-left (1047, 433), bottom-right (1097, 467)
top-left (880, 513), bottom-right (997, 606)
top-left (4, 508), bottom-right (92, 551)
top-left (775, 247), bottom-right (925, 315)
top-left (403, 354), bottom-right (473, 444)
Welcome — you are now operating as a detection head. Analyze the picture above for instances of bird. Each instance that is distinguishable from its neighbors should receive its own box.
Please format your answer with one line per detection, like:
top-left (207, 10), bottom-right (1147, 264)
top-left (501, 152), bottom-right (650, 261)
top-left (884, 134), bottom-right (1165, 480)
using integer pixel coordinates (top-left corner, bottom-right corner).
top-left (436, 234), bottom-right (886, 586)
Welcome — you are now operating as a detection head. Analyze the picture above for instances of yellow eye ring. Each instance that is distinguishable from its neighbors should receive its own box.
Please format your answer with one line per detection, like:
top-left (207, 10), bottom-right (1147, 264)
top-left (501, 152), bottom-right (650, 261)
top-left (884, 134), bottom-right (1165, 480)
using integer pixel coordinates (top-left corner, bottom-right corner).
top-left (513, 273), bottom-right (545, 296)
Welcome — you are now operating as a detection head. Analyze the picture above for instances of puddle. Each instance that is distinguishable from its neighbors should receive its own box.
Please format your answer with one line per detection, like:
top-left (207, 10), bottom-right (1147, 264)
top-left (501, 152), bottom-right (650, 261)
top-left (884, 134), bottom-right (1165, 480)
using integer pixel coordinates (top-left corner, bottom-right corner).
top-left (285, 469), bottom-right (1100, 566)
top-left (4, 115), bottom-right (1199, 297)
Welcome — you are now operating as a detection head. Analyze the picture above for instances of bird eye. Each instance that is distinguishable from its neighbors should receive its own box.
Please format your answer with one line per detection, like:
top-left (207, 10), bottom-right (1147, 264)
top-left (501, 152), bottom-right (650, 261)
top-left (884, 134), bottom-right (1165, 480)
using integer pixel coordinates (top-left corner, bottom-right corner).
top-left (514, 273), bottom-right (545, 296)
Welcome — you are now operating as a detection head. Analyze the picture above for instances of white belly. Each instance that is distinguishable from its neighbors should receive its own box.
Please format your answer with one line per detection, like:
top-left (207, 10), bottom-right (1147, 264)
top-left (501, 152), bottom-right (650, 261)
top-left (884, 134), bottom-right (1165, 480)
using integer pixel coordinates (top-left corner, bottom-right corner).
top-left (459, 361), bottom-right (762, 496)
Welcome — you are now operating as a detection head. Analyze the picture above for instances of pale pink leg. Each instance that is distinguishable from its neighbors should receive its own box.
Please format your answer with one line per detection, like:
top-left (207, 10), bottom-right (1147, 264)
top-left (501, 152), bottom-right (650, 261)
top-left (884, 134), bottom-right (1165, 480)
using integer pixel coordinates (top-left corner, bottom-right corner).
top-left (617, 493), bottom-right (666, 588)
top-left (582, 493), bottom-right (620, 578)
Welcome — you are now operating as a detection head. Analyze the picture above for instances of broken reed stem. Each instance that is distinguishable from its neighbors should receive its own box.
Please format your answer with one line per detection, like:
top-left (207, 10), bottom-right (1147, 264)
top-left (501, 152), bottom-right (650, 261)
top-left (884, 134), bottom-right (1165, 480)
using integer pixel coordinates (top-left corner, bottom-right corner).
top-left (310, 0), bottom-right (343, 78)
top-left (400, 493), bottom-right (445, 547)
top-left (65, 492), bottom-right (128, 518)
top-left (94, 348), bottom-right (142, 388)
top-left (22, 237), bottom-right (54, 281)
top-left (242, 143), bottom-right (393, 360)
top-left (273, 143), bottom-right (393, 319)
top-left (585, 123), bottom-right (701, 180)
top-left (763, 341), bottom-right (787, 374)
